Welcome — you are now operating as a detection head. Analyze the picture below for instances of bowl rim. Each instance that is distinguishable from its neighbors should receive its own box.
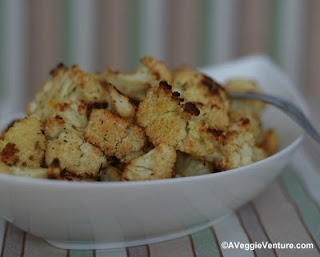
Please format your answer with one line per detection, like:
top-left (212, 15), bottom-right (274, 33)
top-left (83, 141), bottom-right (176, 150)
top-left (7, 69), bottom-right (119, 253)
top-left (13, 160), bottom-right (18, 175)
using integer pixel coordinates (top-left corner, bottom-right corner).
top-left (0, 55), bottom-right (306, 188)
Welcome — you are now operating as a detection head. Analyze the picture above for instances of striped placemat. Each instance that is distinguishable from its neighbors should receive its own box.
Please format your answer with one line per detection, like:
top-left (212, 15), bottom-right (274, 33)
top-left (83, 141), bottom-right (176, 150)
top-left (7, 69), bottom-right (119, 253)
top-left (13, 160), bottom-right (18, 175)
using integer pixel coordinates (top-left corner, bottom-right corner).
top-left (0, 148), bottom-right (319, 257)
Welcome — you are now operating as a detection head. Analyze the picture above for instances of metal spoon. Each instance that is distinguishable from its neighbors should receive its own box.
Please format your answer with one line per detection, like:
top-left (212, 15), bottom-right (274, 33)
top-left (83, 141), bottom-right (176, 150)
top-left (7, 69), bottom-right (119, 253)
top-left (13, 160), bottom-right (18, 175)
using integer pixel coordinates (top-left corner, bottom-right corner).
top-left (229, 92), bottom-right (320, 144)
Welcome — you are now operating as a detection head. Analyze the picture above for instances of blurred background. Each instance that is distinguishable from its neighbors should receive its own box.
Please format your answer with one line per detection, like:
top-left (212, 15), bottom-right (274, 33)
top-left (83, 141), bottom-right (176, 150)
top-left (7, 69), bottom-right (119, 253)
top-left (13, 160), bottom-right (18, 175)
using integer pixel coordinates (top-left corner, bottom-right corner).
top-left (0, 0), bottom-right (319, 121)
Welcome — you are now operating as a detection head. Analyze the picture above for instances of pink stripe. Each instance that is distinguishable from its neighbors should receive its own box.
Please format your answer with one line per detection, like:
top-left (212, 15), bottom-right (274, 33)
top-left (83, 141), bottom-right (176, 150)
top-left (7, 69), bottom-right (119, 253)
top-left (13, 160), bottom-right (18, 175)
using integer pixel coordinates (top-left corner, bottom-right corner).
top-left (28, 0), bottom-right (60, 94)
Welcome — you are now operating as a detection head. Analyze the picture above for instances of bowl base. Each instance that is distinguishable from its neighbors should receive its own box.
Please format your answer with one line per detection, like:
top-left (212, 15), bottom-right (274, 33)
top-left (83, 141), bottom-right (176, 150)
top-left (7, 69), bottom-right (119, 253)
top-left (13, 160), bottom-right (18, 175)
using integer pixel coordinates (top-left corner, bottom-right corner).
top-left (46, 213), bottom-right (231, 250)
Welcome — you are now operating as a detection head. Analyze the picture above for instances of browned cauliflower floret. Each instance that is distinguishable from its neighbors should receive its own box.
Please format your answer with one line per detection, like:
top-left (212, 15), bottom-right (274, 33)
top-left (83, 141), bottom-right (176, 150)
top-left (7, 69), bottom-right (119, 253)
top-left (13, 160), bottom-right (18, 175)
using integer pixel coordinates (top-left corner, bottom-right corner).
top-left (0, 117), bottom-right (46, 168)
top-left (207, 114), bottom-right (267, 171)
top-left (122, 144), bottom-right (176, 181)
top-left (46, 128), bottom-right (108, 179)
top-left (225, 78), bottom-right (265, 116)
top-left (100, 166), bottom-right (122, 182)
top-left (44, 101), bottom-right (88, 139)
top-left (103, 56), bottom-right (172, 101)
top-left (26, 64), bottom-right (109, 119)
top-left (137, 81), bottom-right (187, 147)
top-left (84, 109), bottom-right (146, 163)
top-left (137, 81), bottom-right (222, 158)
top-left (172, 69), bottom-right (230, 130)
top-left (175, 152), bottom-right (213, 177)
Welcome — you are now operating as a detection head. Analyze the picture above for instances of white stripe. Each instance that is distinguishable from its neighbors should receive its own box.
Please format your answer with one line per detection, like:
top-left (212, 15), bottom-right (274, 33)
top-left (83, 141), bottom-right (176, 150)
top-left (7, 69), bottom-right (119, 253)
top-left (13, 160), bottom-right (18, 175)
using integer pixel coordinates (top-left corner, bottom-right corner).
top-left (70, 0), bottom-right (98, 72)
top-left (292, 149), bottom-right (320, 206)
top-left (277, 0), bottom-right (307, 87)
top-left (213, 212), bottom-right (254, 257)
top-left (0, 219), bottom-right (6, 253)
top-left (142, 0), bottom-right (168, 61)
top-left (208, 0), bottom-right (239, 64)
top-left (96, 248), bottom-right (127, 257)
top-left (1, 0), bottom-right (28, 116)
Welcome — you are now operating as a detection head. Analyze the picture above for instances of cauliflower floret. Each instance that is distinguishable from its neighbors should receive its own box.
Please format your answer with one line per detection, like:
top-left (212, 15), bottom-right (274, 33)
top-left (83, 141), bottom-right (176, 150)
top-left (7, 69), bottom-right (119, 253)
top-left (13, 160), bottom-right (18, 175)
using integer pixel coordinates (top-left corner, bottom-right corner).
top-left (257, 129), bottom-right (278, 156)
top-left (207, 116), bottom-right (260, 171)
top-left (44, 101), bottom-right (88, 139)
top-left (103, 56), bottom-right (172, 101)
top-left (100, 166), bottom-right (122, 182)
top-left (175, 152), bottom-right (213, 177)
top-left (84, 109), bottom-right (146, 163)
top-left (172, 69), bottom-right (230, 130)
top-left (225, 78), bottom-right (265, 116)
top-left (26, 64), bottom-right (109, 119)
top-left (137, 81), bottom-right (222, 158)
top-left (105, 83), bottom-right (137, 121)
top-left (137, 81), bottom-right (187, 147)
top-left (46, 128), bottom-right (108, 179)
top-left (122, 144), bottom-right (176, 181)
top-left (0, 117), bottom-right (46, 168)
top-left (0, 162), bottom-right (48, 178)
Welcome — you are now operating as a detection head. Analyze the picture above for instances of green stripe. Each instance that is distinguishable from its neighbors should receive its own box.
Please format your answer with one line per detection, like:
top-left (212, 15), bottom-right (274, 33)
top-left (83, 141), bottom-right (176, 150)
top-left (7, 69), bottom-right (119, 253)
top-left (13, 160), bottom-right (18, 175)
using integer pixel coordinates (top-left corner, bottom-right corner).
top-left (281, 169), bottom-right (320, 247)
top-left (269, 0), bottom-right (283, 65)
top-left (60, 0), bottom-right (74, 66)
top-left (69, 250), bottom-right (93, 257)
top-left (191, 228), bottom-right (220, 257)
top-left (199, 0), bottom-right (215, 66)
top-left (128, 0), bottom-right (144, 71)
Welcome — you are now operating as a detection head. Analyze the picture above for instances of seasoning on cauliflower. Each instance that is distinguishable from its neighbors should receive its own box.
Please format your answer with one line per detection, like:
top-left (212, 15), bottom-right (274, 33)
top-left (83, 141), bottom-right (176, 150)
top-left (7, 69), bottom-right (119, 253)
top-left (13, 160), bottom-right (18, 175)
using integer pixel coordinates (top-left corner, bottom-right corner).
top-left (172, 68), bottom-right (230, 130)
top-left (137, 81), bottom-right (222, 158)
top-left (46, 128), bottom-right (108, 179)
top-left (122, 144), bottom-right (176, 181)
top-left (44, 101), bottom-right (89, 139)
top-left (26, 64), bottom-right (109, 119)
top-left (136, 81), bottom-right (187, 147)
top-left (175, 152), bottom-right (213, 177)
top-left (84, 109), bottom-right (146, 163)
top-left (0, 116), bottom-right (46, 168)
top-left (103, 56), bottom-right (172, 101)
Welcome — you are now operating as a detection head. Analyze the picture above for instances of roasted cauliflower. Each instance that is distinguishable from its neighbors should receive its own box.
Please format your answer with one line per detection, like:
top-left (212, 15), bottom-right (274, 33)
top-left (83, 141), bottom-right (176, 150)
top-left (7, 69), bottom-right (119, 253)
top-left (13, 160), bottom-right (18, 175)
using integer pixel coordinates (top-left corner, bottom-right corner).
top-left (137, 81), bottom-right (222, 158)
top-left (103, 56), bottom-right (172, 101)
top-left (175, 152), bottom-right (213, 177)
top-left (0, 57), bottom-right (279, 182)
top-left (172, 68), bottom-right (230, 130)
top-left (0, 116), bottom-right (46, 168)
top-left (225, 78), bottom-right (265, 116)
top-left (26, 64), bottom-right (109, 119)
top-left (122, 144), bottom-right (176, 181)
top-left (84, 109), bottom-right (146, 163)
top-left (46, 127), bottom-right (108, 179)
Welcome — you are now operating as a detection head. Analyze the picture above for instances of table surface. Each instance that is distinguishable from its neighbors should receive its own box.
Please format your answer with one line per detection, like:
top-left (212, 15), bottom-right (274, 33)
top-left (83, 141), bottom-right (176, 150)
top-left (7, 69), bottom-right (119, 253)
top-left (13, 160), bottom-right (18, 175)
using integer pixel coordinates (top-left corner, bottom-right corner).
top-left (0, 139), bottom-right (319, 257)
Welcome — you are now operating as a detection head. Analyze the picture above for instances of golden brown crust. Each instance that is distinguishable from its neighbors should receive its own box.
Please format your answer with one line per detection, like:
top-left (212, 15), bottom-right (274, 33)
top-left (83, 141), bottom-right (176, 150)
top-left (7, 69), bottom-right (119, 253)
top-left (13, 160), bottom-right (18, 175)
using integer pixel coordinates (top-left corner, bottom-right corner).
top-left (136, 81), bottom-right (187, 148)
top-left (172, 69), bottom-right (230, 130)
top-left (0, 117), bottom-right (46, 168)
top-left (45, 127), bottom-right (108, 178)
top-left (84, 109), bottom-right (146, 163)
top-left (26, 65), bottom-right (108, 119)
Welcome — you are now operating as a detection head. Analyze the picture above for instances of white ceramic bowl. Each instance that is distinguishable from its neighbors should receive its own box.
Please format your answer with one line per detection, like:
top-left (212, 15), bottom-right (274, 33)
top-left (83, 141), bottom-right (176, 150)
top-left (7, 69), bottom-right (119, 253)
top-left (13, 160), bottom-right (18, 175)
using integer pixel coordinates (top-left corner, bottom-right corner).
top-left (0, 56), bottom-right (305, 250)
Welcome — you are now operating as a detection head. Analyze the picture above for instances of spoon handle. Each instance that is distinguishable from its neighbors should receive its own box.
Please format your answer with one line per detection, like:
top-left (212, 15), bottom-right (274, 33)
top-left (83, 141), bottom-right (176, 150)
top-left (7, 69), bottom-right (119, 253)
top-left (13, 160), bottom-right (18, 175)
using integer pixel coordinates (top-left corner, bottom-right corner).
top-left (229, 92), bottom-right (320, 144)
